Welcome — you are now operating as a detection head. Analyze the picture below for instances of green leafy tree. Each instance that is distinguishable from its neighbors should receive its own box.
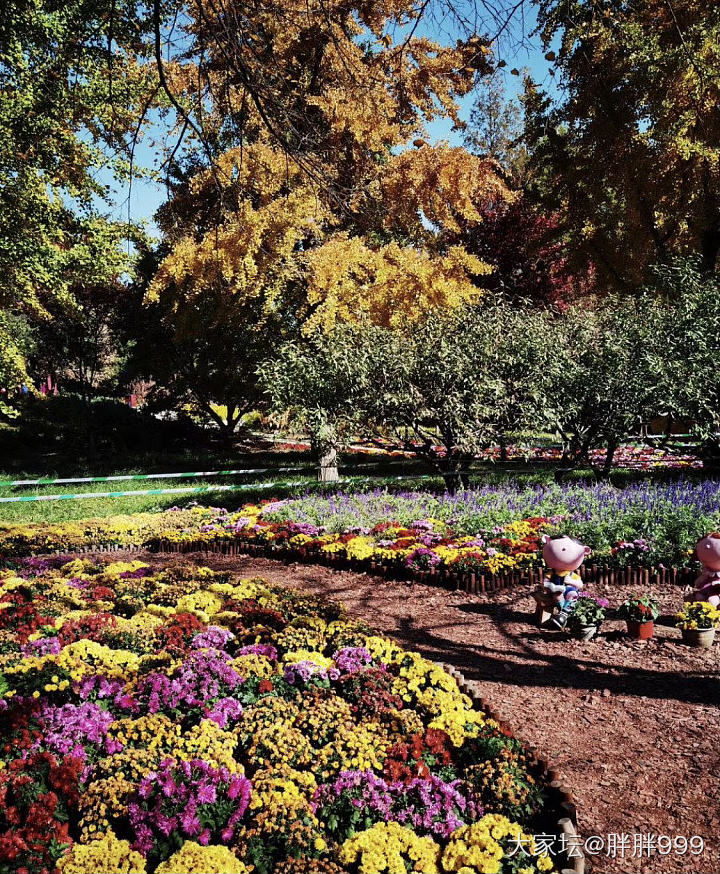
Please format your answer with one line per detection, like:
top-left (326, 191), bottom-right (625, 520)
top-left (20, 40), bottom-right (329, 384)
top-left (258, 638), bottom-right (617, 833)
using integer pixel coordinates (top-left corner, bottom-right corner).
top-left (260, 328), bottom-right (375, 480)
top-left (464, 70), bottom-right (527, 181)
top-left (0, 0), bottom-right (158, 389)
top-left (544, 297), bottom-right (659, 477)
top-left (642, 259), bottom-right (720, 466)
top-left (363, 301), bottom-right (552, 490)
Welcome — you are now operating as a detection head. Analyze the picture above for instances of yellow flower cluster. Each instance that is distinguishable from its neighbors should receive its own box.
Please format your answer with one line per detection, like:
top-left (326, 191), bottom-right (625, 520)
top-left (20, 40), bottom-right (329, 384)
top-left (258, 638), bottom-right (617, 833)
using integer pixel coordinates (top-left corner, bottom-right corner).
top-left (155, 842), bottom-right (250, 874)
top-left (392, 652), bottom-right (459, 703)
top-left (231, 653), bottom-right (275, 678)
top-left (363, 634), bottom-right (403, 664)
top-left (237, 767), bottom-right (324, 858)
top-left (282, 649), bottom-right (333, 669)
top-left (675, 600), bottom-right (720, 630)
top-left (465, 754), bottom-right (538, 818)
top-left (109, 714), bottom-right (181, 753)
top-left (421, 689), bottom-right (486, 747)
top-left (339, 821), bottom-right (440, 873)
top-left (246, 722), bottom-right (314, 769)
top-left (241, 697), bottom-right (303, 734)
top-left (77, 773), bottom-right (137, 839)
top-left (441, 814), bottom-right (553, 874)
top-left (315, 721), bottom-right (392, 779)
top-left (57, 830), bottom-right (146, 873)
top-left (343, 536), bottom-right (377, 561)
top-left (175, 719), bottom-right (242, 772)
top-left (296, 690), bottom-right (353, 746)
top-left (275, 620), bottom-right (327, 653)
top-left (176, 589), bottom-right (224, 619)
top-left (248, 764), bottom-right (318, 812)
top-left (56, 639), bottom-right (140, 680)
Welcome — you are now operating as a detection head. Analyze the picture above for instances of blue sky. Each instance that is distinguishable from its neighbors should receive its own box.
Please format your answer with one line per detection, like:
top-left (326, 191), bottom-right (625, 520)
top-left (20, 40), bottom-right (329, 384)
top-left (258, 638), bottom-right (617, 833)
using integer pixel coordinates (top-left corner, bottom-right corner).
top-left (101, 6), bottom-right (559, 236)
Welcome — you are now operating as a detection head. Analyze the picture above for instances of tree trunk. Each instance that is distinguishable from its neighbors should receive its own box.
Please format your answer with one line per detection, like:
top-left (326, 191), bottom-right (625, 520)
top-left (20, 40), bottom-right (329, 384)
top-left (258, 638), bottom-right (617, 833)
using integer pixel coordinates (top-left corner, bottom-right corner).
top-left (442, 471), bottom-right (461, 494)
top-left (595, 440), bottom-right (617, 481)
top-left (499, 436), bottom-right (508, 462)
top-left (317, 444), bottom-right (339, 482)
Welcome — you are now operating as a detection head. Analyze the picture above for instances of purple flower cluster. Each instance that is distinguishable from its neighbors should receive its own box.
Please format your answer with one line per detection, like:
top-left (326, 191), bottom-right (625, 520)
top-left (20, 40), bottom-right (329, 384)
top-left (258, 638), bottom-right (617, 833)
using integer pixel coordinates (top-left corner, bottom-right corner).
top-left (313, 770), bottom-right (479, 840)
top-left (410, 520), bottom-right (434, 532)
top-left (393, 774), bottom-right (477, 837)
top-left (35, 702), bottom-right (121, 775)
top-left (118, 567), bottom-right (150, 579)
top-left (236, 643), bottom-right (278, 660)
top-left (76, 675), bottom-right (132, 710)
top-left (135, 649), bottom-right (244, 725)
top-left (332, 646), bottom-right (372, 674)
top-left (578, 593), bottom-right (610, 608)
top-left (204, 696), bottom-right (243, 729)
top-left (615, 538), bottom-right (651, 553)
top-left (313, 769), bottom-right (392, 819)
top-left (22, 636), bottom-right (61, 657)
top-left (405, 548), bottom-right (442, 572)
top-left (191, 626), bottom-right (236, 651)
top-left (286, 521), bottom-right (327, 537)
top-left (283, 660), bottom-right (339, 686)
top-left (129, 758), bottom-right (251, 854)
top-left (16, 555), bottom-right (75, 578)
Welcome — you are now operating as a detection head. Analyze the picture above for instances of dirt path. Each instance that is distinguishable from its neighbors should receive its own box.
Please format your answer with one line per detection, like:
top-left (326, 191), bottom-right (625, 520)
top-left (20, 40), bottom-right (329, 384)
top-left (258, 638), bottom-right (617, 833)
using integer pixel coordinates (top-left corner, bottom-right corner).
top-left (116, 551), bottom-right (718, 874)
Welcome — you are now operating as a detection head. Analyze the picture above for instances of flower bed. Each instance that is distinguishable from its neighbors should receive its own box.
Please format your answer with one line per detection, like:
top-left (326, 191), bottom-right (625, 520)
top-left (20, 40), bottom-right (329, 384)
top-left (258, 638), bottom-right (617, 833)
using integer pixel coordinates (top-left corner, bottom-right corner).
top-left (0, 557), bottom-right (568, 873)
top-left (3, 479), bottom-right (719, 584)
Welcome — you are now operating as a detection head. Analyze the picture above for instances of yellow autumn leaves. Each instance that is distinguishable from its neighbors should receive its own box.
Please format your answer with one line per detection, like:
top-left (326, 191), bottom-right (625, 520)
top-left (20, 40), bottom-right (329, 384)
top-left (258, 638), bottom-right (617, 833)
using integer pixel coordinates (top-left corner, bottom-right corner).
top-left (147, 141), bottom-right (508, 336)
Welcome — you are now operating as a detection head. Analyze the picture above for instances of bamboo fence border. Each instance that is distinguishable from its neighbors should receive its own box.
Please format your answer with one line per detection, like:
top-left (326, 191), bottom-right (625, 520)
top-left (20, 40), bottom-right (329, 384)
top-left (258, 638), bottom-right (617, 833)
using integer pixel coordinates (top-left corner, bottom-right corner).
top-left (142, 537), bottom-right (697, 592)
top-left (16, 536), bottom-right (698, 593)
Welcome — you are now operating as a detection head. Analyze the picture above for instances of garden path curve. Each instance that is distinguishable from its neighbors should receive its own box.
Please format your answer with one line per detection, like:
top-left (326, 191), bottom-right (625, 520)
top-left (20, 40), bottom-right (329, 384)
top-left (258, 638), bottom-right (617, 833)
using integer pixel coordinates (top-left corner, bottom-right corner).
top-left (112, 550), bottom-right (718, 874)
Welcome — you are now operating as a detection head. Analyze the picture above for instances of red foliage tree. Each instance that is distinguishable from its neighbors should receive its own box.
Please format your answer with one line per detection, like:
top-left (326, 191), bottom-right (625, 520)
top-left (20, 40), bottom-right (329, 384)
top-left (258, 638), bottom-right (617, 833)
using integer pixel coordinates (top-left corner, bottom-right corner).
top-left (459, 196), bottom-right (591, 307)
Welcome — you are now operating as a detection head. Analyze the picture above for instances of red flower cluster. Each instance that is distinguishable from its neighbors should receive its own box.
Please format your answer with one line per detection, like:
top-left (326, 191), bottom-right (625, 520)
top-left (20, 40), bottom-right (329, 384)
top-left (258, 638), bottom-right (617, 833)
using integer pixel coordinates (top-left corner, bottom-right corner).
top-left (225, 599), bottom-right (288, 635)
top-left (57, 612), bottom-right (117, 648)
top-left (450, 551), bottom-right (488, 574)
top-left (489, 517), bottom-right (548, 559)
top-left (0, 752), bottom-right (82, 874)
top-left (0, 700), bottom-right (43, 760)
top-left (155, 611), bottom-right (207, 656)
top-left (384, 729), bottom-right (454, 783)
top-left (0, 601), bottom-right (50, 645)
top-left (335, 668), bottom-right (403, 718)
top-left (87, 585), bottom-right (116, 602)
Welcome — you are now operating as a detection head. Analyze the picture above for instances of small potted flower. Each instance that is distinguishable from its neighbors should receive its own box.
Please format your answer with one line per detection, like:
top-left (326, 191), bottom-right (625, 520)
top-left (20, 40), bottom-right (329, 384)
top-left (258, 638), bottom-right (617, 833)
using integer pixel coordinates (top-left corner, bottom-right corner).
top-left (675, 601), bottom-right (720, 648)
top-left (566, 594), bottom-right (609, 641)
top-left (617, 595), bottom-right (660, 639)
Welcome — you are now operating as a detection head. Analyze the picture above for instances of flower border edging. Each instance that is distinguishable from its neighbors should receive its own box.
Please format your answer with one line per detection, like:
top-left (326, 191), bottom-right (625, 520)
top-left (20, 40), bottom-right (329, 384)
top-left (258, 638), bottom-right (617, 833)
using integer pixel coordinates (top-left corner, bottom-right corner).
top-left (437, 662), bottom-right (585, 874)
top-left (147, 537), bottom-right (695, 593)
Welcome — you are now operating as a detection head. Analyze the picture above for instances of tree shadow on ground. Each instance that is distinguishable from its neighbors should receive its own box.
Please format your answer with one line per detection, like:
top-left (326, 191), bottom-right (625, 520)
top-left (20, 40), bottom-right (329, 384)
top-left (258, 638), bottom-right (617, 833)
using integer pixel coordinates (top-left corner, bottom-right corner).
top-left (393, 614), bottom-right (719, 707)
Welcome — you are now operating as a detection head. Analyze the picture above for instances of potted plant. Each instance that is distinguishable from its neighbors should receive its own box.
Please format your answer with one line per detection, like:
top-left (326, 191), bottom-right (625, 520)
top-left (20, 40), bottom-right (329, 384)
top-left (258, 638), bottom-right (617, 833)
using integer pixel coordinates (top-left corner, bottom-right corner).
top-left (617, 595), bottom-right (660, 639)
top-left (675, 601), bottom-right (720, 648)
top-left (566, 594), bottom-right (609, 641)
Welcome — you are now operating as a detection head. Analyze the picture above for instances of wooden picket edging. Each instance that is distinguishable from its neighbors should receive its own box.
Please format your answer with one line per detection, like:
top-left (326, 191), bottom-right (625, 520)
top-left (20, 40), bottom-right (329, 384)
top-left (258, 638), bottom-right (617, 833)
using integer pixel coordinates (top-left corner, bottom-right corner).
top-left (143, 536), bottom-right (697, 593)
top-left (14, 536), bottom-right (696, 597)
top-left (440, 662), bottom-right (585, 874)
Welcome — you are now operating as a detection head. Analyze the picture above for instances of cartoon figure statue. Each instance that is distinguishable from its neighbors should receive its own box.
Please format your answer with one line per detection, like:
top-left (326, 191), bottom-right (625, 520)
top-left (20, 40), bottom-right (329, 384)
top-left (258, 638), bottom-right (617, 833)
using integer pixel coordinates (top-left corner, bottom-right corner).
top-left (541, 534), bottom-right (591, 629)
top-left (687, 533), bottom-right (720, 608)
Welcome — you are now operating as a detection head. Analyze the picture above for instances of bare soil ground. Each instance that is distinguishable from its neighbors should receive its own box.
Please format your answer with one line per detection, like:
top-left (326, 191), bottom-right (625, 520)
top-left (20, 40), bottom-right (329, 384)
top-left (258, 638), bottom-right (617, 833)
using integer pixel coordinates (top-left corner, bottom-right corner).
top-left (113, 550), bottom-right (719, 874)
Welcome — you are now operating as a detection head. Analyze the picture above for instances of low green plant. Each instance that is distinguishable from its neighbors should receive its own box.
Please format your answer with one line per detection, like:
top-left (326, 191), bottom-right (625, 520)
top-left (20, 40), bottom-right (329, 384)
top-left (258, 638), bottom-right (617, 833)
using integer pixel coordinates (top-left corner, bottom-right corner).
top-left (617, 595), bottom-right (660, 623)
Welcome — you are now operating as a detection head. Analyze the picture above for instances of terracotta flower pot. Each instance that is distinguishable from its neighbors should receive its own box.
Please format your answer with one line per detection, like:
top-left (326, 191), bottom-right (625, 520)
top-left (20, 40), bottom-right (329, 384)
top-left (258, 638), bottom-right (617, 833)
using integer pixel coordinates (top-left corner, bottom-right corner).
top-left (681, 627), bottom-right (716, 648)
top-left (626, 619), bottom-right (654, 640)
top-left (570, 623), bottom-right (600, 641)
